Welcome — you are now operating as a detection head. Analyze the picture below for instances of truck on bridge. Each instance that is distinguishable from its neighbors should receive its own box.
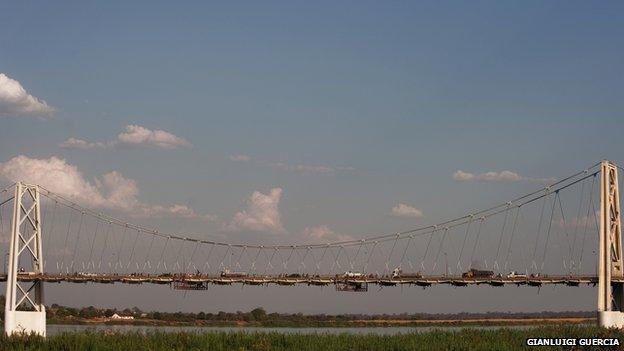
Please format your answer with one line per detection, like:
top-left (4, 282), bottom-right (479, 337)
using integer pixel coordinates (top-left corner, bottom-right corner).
top-left (506, 271), bottom-right (527, 279)
top-left (391, 268), bottom-right (423, 279)
top-left (462, 268), bottom-right (495, 279)
top-left (220, 269), bottom-right (247, 278)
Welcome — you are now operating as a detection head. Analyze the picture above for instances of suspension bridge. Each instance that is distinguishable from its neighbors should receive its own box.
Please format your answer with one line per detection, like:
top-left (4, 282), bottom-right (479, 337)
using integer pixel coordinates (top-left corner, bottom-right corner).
top-left (1, 160), bottom-right (623, 336)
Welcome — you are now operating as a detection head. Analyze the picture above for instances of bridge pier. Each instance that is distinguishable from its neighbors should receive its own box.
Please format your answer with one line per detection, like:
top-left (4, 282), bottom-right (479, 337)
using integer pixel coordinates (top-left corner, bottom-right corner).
top-left (4, 182), bottom-right (46, 337)
top-left (598, 161), bottom-right (624, 328)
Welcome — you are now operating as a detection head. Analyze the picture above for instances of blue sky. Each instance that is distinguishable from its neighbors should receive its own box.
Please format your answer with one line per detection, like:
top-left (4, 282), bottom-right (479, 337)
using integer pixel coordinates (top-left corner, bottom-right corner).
top-left (0, 1), bottom-right (623, 313)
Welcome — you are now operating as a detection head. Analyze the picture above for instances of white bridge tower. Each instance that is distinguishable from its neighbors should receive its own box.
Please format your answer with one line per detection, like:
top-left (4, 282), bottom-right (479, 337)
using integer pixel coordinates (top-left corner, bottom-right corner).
top-left (598, 160), bottom-right (624, 328)
top-left (4, 182), bottom-right (46, 336)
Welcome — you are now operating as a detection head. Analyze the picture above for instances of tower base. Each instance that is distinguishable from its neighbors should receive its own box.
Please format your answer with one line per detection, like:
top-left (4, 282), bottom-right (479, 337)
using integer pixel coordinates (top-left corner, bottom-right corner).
top-left (4, 309), bottom-right (46, 336)
top-left (599, 311), bottom-right (624, 329)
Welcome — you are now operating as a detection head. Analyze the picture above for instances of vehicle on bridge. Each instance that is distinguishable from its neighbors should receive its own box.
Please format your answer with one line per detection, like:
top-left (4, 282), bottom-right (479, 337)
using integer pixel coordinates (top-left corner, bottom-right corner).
top-left (17, 270), bottom-right (37, 276)
top-left (341, 271), bottom-right (364, 278)
top-left (392, 268), bottom-right (401, 278)
top-left (462, 268), bottom-right (495, 279)
top-left (220, 269), bottom-right (247, 278)
top-left (506, 271), bottom-right (527, 279)
top-left (391, 268), bottom-right (423, 279)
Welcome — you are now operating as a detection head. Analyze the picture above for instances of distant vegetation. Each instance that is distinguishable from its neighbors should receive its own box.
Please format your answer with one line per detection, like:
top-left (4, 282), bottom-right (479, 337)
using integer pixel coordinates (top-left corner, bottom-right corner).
top-left (44, 303), bottom-right (595, 327)
top-left (0, 326), bottom-right (622, 350)
top-left (0, 295), bottom-right (595, 327)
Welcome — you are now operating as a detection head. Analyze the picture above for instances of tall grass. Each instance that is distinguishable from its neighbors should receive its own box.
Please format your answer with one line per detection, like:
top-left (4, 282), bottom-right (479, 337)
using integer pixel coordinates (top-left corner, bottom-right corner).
top-left (0, 325), bottom-right (622, 351)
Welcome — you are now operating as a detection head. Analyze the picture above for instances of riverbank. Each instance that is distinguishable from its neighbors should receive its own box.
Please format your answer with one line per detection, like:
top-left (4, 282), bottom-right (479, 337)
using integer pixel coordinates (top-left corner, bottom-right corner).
top-left (1, 325), bottom-right (622, 350)
top-left (34, 302), bottom-right (597, 328)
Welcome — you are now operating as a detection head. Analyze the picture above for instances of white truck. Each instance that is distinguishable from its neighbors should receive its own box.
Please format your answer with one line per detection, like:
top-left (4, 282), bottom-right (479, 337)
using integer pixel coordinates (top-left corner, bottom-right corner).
top-left (506, 271), bottom-right (527, 279)
top-left (220, 269), bottom-right (247, 278)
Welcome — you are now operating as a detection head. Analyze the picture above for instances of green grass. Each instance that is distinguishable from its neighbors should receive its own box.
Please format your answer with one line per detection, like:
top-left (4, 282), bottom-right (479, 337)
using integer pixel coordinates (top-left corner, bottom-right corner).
top-left (1, 325), bottom-right (623, 351)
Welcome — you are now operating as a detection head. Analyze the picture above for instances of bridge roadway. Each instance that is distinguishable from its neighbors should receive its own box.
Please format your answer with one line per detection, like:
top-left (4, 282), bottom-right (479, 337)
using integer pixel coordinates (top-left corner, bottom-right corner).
top-left (0, 273), bottom-right (616, 288)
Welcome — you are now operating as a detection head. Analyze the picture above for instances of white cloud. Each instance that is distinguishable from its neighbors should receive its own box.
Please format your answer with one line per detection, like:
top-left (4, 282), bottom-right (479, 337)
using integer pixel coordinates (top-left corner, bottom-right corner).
top-left (391, 203), bottom-right (423, 218)
top-left (478, 170), bottom-right (524, 182)
top-left (133, 203), bottom-right (217, 220)
top-left (0, 73), bottom-right (54, 118)
top-left (227, 154), bottom-right (353, 176)
top-left (0, 155), bottom-right (212, 220)
top-left (99, 171), bottom-right (140, 211)
top-left (301, 225), bottom-right (353, 243)
top-left (0, 155), bottom-right (108, 207)
top-left (453, 170), bottom-right (554, 183)
top-left (60, 125), bottom-right (191, 150)
top-left (117, 125), bottom-right (191, 149)
top-left (229, 154), bottom-right (251, 162)
top-left (452, 170), bottom-right (476, 181)
top-left (270, 162), bottom-right (336, 175)
top-left (60, 138), bottom-right (108, 150)
top-left (168, 204), bottom-right (198, 218)
top-left (226, 188), bottom-right (285, 234)
top-left (554, 215), bottom-right (597, 229)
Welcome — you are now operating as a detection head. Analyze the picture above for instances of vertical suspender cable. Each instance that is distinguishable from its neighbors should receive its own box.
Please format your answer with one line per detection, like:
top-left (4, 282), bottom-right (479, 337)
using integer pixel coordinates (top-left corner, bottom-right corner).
top-left (114, 225), bottom-right (128, 272)
top-left (44, 201), bottom-right (58, 269)
top-left (385, 235), bottom-right (399, 274)
top-left (251, 247), bottom-right (263, 274)
top-left (87, 220), bottom-right (100, 270)
top-left (186, 241), bottom-right (200, 273)
top-left (494, 203), bottom-right (511, 271)
top-left (399, 235), bottom-right (413, 271)
top-left (432, 227), bottom-right (449, 274)
top-left (531, 191), bottom-right (549, 271)
top-left (363, 242), bottom-right (378, 274)
top-left (314, 246), bottom-right (328, 276)
top-left (540, 191), bottom-right (559, 272)
top-left (578, 175), bottom-right (597, 274)
top-left (69, 212), bottom-right (84, 271)
top-left (456, 216), bottom-right (473, 272)
top-left (570, 177), bottom-right (586, 272)
top-left (504, 206), bottom-right (521, 271)
top-left (350, 242), bottom-right (363, 271)
top-left (126, 229), bottom-right (140, 271)
top-left (97, 222), bottom-right (112, 270)
top-left (556, 194), bottom-right (573, 272)
top-left (421, 228), bottom-right (436, 272)
top-left (60, 210), bottom-right (73, 271)
top-left (202, 243), bottom-right (216, 273)
top-left (469, 218), bottom-right (485, 270)
top-left (142, 233), bottom-right (156, 271)
top-left (155, 236), bottom-right (170, 273)
top-left (173, 239), bottom-right (186, 272)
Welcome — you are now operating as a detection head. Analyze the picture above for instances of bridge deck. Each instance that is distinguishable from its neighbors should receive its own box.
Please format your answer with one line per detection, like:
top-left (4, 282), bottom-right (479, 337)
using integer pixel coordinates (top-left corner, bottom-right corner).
top-left (0, 273), bottom-right (614, 287)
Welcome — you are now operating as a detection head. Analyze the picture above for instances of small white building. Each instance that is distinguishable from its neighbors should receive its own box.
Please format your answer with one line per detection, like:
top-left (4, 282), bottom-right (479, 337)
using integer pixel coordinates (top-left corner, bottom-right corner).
top-left (110, 313), bottom-right (134, 320)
